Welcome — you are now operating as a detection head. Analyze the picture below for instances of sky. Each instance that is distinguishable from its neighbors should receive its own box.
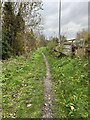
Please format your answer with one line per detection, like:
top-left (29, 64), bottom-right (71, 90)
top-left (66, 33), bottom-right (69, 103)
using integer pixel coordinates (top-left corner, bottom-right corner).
top-left (42, 0), bottom-right (89, 39)
top-left (2, 0), bottom-right (89, 39)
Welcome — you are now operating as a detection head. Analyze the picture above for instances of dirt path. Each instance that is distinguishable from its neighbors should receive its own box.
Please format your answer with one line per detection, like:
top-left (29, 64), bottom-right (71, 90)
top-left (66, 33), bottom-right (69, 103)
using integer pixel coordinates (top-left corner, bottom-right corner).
top-left (42, 53), bottom-right (53, 119)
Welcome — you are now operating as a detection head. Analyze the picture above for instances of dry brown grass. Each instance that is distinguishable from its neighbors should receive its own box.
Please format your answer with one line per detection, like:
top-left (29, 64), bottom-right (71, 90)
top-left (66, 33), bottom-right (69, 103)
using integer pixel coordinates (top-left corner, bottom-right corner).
top-left (75, 48), bottom-right (86, 57)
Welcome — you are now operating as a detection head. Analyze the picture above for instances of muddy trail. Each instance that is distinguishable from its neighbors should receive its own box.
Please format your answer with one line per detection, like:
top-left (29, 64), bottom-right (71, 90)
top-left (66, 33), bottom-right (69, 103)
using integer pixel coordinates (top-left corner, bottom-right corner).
top-left (42, 53), bottom-right (53, 119)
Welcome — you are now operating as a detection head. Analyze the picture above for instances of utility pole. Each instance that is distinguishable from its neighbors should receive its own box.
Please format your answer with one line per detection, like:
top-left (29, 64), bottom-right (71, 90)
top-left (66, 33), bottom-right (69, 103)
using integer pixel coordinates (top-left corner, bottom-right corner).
top-left (59, 0), bottom-right (61, 46)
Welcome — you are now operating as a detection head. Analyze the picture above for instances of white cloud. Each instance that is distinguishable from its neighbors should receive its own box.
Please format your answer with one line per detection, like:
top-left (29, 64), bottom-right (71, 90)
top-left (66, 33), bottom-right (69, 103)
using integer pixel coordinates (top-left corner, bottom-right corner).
top-left (42, 1), bottom-right (88, 39)
top-left (43, 0), bottom-right (89, 3)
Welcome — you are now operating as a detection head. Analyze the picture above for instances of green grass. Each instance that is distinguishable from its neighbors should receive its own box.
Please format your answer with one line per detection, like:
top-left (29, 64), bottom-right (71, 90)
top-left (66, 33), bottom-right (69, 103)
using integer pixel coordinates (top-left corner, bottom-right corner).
top-left (2, 47), bottom-right (89, 118)
top-left (43, 47), bottom-right (89, 118)
top-left (2, 48), bottom-right (46, 118)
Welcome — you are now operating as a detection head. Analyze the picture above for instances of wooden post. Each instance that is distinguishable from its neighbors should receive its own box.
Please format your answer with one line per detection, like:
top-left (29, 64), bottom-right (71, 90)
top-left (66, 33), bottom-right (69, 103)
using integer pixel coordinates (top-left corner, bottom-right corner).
top-left (71, 44), bottom-right (75, 57)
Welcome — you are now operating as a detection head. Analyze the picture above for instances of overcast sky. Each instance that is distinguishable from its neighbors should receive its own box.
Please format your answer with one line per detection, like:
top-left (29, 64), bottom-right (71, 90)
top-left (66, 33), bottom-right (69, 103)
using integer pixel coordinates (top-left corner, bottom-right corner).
top-left (42, 0), bottom-right (89, 39)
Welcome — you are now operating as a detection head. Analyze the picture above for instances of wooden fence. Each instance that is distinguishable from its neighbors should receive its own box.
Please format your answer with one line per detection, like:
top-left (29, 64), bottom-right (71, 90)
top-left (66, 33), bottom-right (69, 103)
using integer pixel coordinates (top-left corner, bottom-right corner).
top-left (63, 39), bottom-right (90, 56)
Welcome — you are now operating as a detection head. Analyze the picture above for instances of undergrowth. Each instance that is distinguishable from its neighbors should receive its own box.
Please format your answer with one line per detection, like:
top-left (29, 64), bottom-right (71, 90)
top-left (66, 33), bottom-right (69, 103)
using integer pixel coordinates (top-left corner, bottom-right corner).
top-left (43, 47), bottom-right (89, 118)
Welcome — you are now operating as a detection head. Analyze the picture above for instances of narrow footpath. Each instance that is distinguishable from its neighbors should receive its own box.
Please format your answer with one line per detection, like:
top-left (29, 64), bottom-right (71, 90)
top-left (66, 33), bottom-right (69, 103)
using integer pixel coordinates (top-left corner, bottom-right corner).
top-left (42, 53), bottom-right (53, 119)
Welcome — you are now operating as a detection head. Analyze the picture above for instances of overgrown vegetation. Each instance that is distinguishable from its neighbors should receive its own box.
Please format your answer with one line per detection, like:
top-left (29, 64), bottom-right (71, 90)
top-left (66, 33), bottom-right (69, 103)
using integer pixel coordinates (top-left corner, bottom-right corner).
top-left (43, 47), bottom-right (89, 118)
top-left (2, 1), bottom-right (43, 59)
top-left (2, 48), bottom-right (46, 118)
top-left (1, 1), bottom-right (90, 119)
top-left (2, 45), bottom-right (89, 118)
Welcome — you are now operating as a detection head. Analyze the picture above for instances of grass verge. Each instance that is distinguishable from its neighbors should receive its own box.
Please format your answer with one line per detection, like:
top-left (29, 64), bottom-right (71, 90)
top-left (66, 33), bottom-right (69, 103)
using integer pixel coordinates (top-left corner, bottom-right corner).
top-left (43, 47), bottom-right (89, 118)
top-left (2, 48), bottom-right (46, 118)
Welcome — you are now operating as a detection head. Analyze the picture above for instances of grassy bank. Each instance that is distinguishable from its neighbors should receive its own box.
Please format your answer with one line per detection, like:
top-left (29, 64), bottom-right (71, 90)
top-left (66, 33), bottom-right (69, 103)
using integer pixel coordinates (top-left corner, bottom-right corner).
top-left (2, 47), bottom-right (89, 118)
top-left (2, 48), bottom-right (46, 118)
top-left (43, 47), bottom-right (89, 118)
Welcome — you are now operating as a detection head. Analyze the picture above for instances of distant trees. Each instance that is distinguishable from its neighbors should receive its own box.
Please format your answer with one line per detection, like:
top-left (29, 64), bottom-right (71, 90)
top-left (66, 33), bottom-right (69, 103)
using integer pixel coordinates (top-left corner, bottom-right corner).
top-left (76, 30), bottom-right (88, 47)
top-left (75, 30), bottom-right (89, 57)
top-left (36, 34), bottom-right (46, 48)
top-left (2, 1), bottom-right (43, 59)
top-left (47, 37), bottom-right (58, 54)
top-left (47, 35), bottom-right (67, 53)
